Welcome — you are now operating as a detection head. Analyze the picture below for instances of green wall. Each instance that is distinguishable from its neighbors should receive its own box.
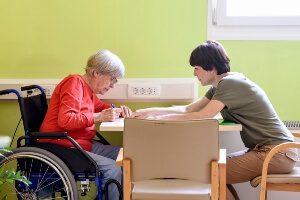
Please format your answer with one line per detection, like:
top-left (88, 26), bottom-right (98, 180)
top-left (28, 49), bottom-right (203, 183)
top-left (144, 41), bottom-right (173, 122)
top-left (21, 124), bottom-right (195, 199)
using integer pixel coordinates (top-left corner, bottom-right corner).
top-left (0, 0), bottom-right (300, 145)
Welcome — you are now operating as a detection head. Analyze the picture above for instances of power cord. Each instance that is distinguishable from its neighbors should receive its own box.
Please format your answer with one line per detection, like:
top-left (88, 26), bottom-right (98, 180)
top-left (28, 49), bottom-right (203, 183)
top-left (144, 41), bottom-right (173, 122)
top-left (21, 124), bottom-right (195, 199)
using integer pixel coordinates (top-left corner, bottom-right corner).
top-left (10, 117), bottom-right (22, 148)
top-left (9, 91), bottom-right (33, 147)
top-left (104, 179), bottom-right (123, 200)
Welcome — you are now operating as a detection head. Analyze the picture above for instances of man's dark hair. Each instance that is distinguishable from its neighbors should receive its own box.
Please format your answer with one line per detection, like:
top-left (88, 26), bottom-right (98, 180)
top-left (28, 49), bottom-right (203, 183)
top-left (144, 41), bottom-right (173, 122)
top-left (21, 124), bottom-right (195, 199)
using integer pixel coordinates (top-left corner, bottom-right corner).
top-left (189, 40), bottom-right (230, 75)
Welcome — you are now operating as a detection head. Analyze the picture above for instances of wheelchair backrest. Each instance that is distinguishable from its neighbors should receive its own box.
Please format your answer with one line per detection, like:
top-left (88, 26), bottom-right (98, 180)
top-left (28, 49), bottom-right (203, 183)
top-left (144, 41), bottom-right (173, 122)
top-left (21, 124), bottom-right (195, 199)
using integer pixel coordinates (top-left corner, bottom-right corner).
top-left (18, 93), bottom-right (48, 135)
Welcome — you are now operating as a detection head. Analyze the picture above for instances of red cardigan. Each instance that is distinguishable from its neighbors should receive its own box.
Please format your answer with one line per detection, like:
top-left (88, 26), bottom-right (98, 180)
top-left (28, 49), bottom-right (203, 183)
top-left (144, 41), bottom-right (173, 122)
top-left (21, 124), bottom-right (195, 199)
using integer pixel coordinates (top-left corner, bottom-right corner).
top-left (39, 74), bottom-right (110, 151)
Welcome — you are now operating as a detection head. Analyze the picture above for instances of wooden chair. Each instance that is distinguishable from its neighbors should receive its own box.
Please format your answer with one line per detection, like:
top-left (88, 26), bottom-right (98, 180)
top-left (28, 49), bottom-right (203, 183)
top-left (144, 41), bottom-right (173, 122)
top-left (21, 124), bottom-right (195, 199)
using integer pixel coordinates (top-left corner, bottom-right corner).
top-left (250, 141), bottom-right (300, 200)
top-left (122, 118), bottom-right (226, 200)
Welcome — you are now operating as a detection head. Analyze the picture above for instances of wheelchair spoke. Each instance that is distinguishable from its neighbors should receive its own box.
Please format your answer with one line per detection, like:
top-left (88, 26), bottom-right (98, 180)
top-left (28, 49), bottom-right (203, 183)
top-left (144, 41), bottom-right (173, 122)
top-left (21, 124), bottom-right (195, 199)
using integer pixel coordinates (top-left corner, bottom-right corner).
top-left (35, 164), bottom-right (51, 192)
top-left (28, 154), bottom-right (34, 180)
top-left (43, 196), bottom-right (68, 200)
top-left (39, 185), bottom-right (67, 199)
top-left (37, 177), bottom-right (63, 192)
top-left (0, 147), bottom-right (78, 199)
top-left (36, 163), bottom-right (49, 192)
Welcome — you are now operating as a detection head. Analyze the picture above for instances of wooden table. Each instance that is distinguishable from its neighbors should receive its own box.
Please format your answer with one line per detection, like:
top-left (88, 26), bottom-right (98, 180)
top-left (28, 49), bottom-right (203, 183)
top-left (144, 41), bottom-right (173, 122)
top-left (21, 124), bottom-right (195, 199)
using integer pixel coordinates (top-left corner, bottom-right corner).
top-left (100, 118), bottom-right (243, 132)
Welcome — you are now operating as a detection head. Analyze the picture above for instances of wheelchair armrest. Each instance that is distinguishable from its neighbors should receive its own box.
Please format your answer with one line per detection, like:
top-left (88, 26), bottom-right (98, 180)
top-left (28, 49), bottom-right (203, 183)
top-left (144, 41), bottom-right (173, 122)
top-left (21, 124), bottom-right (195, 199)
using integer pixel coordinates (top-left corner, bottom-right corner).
top-left (28, 131), bottom-right (68, 138)
top-left (17, 132), bottom-right (68, 147)
top-left (28, 133), bottom-right (86, 155)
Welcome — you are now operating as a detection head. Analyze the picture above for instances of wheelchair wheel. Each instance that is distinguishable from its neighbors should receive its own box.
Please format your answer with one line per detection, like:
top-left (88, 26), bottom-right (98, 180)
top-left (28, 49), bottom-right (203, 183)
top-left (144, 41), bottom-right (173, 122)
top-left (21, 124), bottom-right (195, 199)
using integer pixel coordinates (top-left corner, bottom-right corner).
top-left (0, 147), bottom-right (78, 200)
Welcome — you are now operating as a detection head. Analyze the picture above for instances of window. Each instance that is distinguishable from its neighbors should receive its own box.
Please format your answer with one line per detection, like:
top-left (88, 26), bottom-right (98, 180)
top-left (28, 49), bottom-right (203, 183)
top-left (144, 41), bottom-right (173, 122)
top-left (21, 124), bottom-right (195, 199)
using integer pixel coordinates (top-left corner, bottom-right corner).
top-left (208, 0), bottom-right (300, 40)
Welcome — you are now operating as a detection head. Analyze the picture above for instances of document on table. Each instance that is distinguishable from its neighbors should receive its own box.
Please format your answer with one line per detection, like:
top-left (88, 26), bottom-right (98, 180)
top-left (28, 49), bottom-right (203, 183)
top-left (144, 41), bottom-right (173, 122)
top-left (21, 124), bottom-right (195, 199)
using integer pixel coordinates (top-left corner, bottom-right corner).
top-left (99, 116), bottom-right (242, 132)
top-left (214, 113), bottom-right (223, 120)
top-left (100, 118), bottom-right (124, 131)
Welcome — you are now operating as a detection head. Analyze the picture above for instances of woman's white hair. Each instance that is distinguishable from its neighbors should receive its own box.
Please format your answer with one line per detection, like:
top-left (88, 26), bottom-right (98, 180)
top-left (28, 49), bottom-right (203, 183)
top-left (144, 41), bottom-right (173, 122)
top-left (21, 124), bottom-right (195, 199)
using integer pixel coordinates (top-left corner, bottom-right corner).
top-left (85, 50), bottom-right (125, 78)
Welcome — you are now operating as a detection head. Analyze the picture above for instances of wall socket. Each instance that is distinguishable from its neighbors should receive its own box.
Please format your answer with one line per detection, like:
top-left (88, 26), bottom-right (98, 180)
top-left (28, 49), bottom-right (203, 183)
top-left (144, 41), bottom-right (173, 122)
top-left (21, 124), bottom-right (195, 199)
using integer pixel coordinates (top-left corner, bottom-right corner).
top-left (22, 84), bottom-right (56, 98)
top-left (40, 85), bottom-right (56, 97)
top-left (0, 78), bottom-right (198, 101)
top-left (128, 84), bottom-right (161, 99)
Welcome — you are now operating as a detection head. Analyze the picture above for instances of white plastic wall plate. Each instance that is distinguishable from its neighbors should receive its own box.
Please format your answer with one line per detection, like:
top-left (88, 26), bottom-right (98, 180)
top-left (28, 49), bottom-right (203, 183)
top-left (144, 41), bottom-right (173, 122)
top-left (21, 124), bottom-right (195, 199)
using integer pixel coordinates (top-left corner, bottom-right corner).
top-left (127, 84), bottom-right (161, 99)
top-left (0, 78), bottom-right (199, 102)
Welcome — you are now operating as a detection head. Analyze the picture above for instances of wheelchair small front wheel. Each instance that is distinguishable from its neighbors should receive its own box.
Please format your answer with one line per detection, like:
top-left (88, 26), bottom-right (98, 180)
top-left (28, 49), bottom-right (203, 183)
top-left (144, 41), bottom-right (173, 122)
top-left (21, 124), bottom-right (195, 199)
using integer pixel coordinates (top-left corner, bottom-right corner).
top-left (0, 146), bottom-right (78, 200)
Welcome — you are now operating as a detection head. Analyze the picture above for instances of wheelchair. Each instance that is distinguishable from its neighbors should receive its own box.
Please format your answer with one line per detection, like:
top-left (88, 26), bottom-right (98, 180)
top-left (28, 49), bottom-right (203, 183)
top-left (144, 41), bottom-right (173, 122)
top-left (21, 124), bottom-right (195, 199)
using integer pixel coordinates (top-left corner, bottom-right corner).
top-left (0, 85), bottom-right (122, 200)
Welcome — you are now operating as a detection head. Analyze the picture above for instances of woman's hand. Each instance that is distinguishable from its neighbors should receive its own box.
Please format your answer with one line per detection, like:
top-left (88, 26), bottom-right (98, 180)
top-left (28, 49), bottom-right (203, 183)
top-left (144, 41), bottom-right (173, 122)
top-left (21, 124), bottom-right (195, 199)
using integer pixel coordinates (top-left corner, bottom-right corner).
top-left (130, 110), bottom-right (157, 119)
top-left (130, 107), bottom-right (165, 119)
top-left (120, 105), bottom-right (133, 118)
top-left (94, 108), bottom-right (121, 123)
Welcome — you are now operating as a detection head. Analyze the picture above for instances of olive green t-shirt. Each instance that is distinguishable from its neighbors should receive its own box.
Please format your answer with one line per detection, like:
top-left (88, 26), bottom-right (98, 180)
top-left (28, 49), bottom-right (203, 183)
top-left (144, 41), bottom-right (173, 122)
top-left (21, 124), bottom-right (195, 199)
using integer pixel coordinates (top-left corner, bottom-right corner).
top-left (205, 72), bottom-right (294, 149)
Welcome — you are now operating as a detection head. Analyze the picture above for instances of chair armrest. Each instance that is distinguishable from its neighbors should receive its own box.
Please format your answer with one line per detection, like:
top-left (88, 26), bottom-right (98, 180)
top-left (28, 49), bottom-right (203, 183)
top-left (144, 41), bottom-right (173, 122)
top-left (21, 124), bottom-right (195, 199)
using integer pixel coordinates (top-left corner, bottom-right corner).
top-left (28, 131), bottom-right (68, 138)
top-left (116, 148), bottom-right (123, 166)
top-left (211, 149), bottom-right (227, 200)
top-left (123, 159), bottom-right (132, 200)
top-left (259, 142), bottom-right (300, 200)
top-left (218, 148), bottom-right (226, 200)
top-left (292, 131), bottom-right (300, 138)
top-left (218, 148), bottom-right (226, 164)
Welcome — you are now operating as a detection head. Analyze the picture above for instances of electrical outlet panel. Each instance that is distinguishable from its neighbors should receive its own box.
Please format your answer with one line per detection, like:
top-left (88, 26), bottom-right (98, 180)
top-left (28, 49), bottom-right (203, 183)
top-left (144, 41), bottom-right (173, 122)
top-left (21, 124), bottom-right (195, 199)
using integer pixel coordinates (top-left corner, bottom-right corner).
top-left (40, 84), bottom-right (56, 97)
top-left (0, 78), bottom-right (198, 101)
top-left (20, 84), bottom-right (56, 98)
top-left (0, 79), bottom-right (60, 100)
top-left (128, 84), bottom-right (161, 99)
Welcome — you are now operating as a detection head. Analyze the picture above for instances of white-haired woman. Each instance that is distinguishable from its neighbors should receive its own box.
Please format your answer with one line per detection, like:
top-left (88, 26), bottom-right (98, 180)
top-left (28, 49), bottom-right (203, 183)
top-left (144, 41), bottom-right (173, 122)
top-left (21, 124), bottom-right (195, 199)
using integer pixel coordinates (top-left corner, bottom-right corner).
top-left (40, 50), bottom-right (131, 200)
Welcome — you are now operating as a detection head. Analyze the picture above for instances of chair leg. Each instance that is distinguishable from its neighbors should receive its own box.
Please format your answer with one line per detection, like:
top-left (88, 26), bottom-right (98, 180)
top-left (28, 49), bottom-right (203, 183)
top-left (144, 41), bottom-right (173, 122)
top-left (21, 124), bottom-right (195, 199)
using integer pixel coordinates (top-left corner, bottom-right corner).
top-left (123, 160), bottom-right (132, 200)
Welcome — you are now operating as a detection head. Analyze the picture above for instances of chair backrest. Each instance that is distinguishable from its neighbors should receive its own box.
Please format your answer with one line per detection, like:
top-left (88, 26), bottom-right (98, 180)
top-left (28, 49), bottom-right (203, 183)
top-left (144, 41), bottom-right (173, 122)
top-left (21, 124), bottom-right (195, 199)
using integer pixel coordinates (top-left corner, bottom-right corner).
top-left (123, 118), bottom-right (219, 183)
top-left (18, 93), bottom-right (48, 135)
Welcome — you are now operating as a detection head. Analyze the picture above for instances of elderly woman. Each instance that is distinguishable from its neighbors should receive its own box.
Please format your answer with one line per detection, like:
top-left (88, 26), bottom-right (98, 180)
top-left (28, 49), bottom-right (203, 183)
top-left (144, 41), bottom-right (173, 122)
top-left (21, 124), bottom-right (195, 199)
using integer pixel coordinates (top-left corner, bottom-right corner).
top-left (40, 50), bottom-right (131, 200)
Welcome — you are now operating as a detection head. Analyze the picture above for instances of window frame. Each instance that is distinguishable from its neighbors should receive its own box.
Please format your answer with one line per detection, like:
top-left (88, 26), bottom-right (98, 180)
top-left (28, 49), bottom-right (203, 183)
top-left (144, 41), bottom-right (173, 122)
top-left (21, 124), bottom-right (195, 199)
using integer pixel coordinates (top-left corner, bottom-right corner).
top-left (207, 0), bottom-right (300, 40)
